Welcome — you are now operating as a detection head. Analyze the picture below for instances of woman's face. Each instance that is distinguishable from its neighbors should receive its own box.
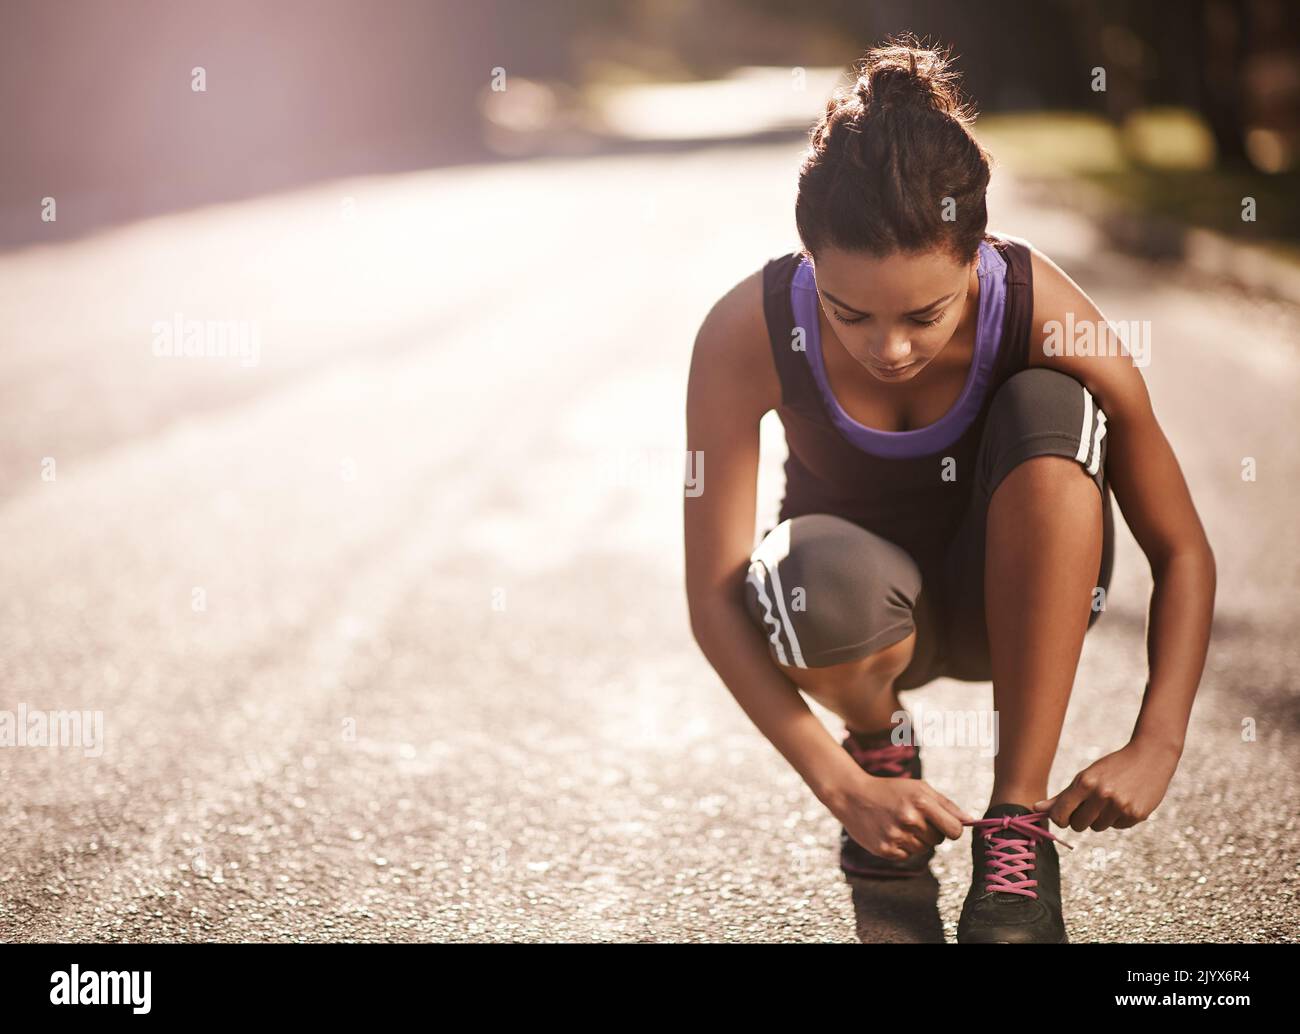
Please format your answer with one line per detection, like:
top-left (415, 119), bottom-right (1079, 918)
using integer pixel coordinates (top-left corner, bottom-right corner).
top-left (810, 244), bottom-right (978, 383)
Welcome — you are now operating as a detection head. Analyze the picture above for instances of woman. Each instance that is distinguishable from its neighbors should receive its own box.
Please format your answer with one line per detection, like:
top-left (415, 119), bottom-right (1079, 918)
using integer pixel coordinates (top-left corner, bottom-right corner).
top-left (682, 37), bottom-right (1215, 944)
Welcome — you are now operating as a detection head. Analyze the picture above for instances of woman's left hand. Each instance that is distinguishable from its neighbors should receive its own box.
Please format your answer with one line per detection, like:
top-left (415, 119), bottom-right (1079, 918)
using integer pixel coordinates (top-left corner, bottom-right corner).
top-left (1033, 738), bottom-right (1181, 832)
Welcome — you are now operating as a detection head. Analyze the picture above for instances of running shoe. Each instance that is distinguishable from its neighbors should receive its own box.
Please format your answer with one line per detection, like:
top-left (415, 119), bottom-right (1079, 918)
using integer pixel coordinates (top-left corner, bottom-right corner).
top-left (838, 732), bottom-right (934, 878)
top-left (956, 803), bottom-right (1075, 943)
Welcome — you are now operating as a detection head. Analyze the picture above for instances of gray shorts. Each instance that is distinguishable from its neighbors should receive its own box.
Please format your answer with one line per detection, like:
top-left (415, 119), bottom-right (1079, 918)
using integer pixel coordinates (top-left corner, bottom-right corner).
top-left (743, 368), bottom-right (1115, 689)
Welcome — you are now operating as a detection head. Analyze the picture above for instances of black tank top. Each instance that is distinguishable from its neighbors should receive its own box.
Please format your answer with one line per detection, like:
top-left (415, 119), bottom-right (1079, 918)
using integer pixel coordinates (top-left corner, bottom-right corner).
top-left (759, 231), bottom-right (1036, 585)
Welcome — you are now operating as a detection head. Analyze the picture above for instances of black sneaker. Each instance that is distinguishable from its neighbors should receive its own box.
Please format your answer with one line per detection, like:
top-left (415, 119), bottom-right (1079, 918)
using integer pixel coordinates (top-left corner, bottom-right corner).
top-left (838, 732), bottom-right (934, 879)
top-left (956, 803), bottom-right (1074, 943)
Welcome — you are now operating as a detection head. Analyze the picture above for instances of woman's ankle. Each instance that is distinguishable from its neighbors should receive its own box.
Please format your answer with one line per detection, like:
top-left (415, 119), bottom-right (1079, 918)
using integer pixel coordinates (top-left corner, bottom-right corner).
top-left (842, 689), bottom-right (906, 740)
top-left (987, 787), bottom-right (1049, 810)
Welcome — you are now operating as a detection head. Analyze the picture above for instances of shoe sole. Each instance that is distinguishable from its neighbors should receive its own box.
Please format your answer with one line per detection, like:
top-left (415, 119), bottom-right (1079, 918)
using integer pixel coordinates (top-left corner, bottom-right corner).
top-left (841, 863), bottom-right (930, 879)
top-left (840, 851), bottom-right (935, 879)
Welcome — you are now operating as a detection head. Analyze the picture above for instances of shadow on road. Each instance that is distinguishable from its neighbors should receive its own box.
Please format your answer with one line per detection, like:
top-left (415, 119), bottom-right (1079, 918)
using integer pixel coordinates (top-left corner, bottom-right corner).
top-left (848, 871), bottom-right (947, 943)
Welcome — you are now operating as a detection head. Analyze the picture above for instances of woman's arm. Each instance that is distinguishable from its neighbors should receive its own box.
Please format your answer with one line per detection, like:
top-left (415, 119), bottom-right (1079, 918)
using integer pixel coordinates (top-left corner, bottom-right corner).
top-left (684, 269), bottom-right (976, 855)
top-left (1026, 245), bottom-right (1216, 826)
top-left (683, 271), bottom-right (866, 802)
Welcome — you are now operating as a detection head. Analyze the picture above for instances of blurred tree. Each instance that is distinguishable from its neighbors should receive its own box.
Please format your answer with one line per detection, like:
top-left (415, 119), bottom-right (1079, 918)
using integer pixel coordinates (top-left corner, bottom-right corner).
top-left (1196, 0), bottom-right (1251, 166)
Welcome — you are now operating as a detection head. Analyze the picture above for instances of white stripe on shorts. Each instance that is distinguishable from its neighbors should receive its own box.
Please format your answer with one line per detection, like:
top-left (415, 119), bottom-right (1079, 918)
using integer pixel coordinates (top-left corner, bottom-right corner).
top-left (747, 561), bottom-right (791, 668)
top-left (747, 559), bottom-right (806, 669)
top-left (766, 560), bottom-right (806, 668)
top-left (1075, 386), bottom-right (1095, 465)
top-left (1087, 410), bottom-right (1107, 476)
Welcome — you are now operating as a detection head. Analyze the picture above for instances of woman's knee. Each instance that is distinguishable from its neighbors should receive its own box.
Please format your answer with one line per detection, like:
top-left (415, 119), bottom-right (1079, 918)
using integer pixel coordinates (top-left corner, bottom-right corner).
top-left (979, 367), bottom-right (1109, 499)
top-left (743, 514), bottom-right (921, 671)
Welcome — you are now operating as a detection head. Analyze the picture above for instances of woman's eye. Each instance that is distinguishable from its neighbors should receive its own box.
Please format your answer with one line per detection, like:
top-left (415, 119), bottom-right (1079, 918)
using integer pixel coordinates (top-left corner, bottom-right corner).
top-left (832, 306), bottom-right (946, 327)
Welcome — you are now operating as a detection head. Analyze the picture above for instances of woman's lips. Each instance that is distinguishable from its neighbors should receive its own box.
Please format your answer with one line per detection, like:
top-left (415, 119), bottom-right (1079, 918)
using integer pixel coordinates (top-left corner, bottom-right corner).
top-left (867, 359), bottom-right (916, 378)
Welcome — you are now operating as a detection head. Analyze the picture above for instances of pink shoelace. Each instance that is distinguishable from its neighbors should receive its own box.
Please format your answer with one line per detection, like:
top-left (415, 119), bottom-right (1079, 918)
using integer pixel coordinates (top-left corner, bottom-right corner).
top-left (962, 812), bottom-right (1075, 898)
top-left (843, 738), bottom-right (916, 777)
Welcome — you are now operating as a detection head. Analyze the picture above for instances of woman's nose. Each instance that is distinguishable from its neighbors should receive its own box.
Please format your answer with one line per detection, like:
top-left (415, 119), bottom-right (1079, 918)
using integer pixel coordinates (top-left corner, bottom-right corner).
top-left (869, 334), bottom-right (912, 365)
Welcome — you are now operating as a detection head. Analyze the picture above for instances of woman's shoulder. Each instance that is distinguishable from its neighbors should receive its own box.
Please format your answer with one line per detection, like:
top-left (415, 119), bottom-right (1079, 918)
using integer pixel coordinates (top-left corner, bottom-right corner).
top-left (695, 264), bottom-right (765, 351)
top-left (690, 257), bottom-right (788, 419)
top-left (987, 233), bottom-right (1124, 376)
top-left (981, 231), bottom-right (1084, 318)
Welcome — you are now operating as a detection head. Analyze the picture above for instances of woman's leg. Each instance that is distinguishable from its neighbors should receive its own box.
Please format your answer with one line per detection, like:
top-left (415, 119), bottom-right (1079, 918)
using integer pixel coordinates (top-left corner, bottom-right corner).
top-left (744, 513), bottom-right (937, 728)
top-left (942, 367), bottom-right (1114, 809)
top-left (775, 629), bottom-right (918, 734)
top-left (984, 456), bottom-right (1101, 807)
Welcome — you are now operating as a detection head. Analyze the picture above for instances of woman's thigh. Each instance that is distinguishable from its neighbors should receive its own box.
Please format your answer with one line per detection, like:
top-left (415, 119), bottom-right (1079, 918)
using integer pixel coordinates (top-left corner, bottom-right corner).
top-left (743, 513), bottom-right (942, 688)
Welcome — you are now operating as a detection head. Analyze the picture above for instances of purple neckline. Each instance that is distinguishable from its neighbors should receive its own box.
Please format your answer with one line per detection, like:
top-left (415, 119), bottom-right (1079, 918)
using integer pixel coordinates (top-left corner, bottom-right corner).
top-left (792, 239), bottom-right (1008, 458)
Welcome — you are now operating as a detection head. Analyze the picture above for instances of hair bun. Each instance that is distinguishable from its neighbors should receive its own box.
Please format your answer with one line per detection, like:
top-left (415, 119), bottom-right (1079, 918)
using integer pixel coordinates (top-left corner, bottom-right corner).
top-left (852, 38), bottom-right (959, 117)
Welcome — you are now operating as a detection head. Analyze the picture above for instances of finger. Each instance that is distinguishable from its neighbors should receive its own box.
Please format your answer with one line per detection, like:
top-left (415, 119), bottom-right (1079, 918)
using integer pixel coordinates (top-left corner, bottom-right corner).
top-left (1112, 808), bottom-right (1144, 830)
top-left (893, 806), bottom-right (944, 848)
top-left (921, 786), bottom-right (977, 828)
top-left (897, 835), bottom-right (929, 857)
top-left (1090, 801), bottom-right (1123, 833)
top-left (1071, 793), bottom-right (1109, 832)
top-left (881, 832), bottom-right (927, 859)
top-left (1048, 778), bottom-right (1092, 829)
top-left (846, 830), bottom-right (909, 862)
top-left (896, 820), bottom-right (944, 849)
top-left (915, 794), bottom-right (967, 841)
top-left (853, 823), bottom-right (924, 860)
top-left (910, 819), bottom-right (947, 849)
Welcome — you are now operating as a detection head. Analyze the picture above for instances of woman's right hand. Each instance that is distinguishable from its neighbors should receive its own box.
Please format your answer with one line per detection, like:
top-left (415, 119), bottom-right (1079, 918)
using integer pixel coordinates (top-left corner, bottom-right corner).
top-left (825, 770), bottom-right (974, 861)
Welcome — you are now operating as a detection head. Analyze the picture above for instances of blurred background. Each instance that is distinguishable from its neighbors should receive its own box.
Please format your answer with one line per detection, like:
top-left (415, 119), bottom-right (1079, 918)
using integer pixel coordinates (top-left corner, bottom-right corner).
top-left (1, 0), bottom-right (1296, 943)
top-left (4, 0), bottom-right (1300, 251)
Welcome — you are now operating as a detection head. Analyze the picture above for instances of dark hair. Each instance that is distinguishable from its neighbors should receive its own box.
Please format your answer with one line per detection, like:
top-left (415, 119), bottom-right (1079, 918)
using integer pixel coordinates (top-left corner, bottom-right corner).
top-left (795, 34), bottom-right (993, 267)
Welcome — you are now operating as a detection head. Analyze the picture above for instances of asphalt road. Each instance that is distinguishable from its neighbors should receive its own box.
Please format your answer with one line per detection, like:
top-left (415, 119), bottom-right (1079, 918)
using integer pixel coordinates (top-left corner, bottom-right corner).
top-left (0, 141), bottom-right (1297, 942)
